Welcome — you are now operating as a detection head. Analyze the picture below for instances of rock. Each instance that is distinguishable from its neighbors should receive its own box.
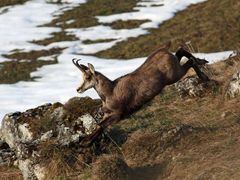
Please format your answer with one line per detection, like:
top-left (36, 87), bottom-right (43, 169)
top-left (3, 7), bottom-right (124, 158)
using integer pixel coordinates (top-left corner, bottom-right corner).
top-left (80, 114), bottom-right (97, 135)
top-left (17, 159), bottom-right (37, 180)
top-left (1, 114), bottom-right (21, 148)
top-left (40, 130), bottom-right (53, 142)
top-left (0, 97), bottom-right (102, 179)
top-left (57, 124), bottom-right (84, 146)
top-left (175, 76), bottom-right (218, 98)
top-left (226, 71), bottom-right (240, 98)
top-left (18, 123), bottom-right (33, 143)
top-left (0, 142), bottom-right (16, 166)
top-left (34, 165), bottom-right (46, 180)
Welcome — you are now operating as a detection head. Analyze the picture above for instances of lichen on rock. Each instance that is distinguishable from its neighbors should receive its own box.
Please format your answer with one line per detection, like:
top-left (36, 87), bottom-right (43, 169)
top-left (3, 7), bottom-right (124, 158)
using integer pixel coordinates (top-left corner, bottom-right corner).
top-left (0, 96), bottom-right (102, 179)
top-left (226, 71), bottom-right (240, 98)
top-left (175, 76), bottom-right (219, 98)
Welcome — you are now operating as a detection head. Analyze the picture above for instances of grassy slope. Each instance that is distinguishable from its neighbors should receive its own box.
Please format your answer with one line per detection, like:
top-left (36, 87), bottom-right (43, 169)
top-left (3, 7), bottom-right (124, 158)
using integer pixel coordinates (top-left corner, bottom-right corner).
top-left (46, 0), bottom-right (138, 29)
top-left (0, 0), bottom-right (27, 8)
top-left (96, 0), bottom-right (240, 59)
top-left (104, 19), bottom-right (150, 30)
top-left (73, 55), bottom-right (240, 179)
top-left (0, 48), bottom-right (61, 84)
top-left (1, 0), bottom-right (240, 178)
top-left (111, 55), bottom-right (240, 179)
top-left (1, 53), bottom-right (240, 179)
top-left (0, 59), bottom-right (57, 84)
top-left (2, 0), bottom-right (239, 84)
top-left (0, 166), bottom-right (23, 180)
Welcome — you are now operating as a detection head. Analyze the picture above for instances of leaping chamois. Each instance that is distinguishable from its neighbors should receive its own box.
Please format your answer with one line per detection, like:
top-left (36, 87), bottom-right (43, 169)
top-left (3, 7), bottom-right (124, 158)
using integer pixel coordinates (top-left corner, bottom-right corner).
top-left (72, 46), bottom-right (209, 147)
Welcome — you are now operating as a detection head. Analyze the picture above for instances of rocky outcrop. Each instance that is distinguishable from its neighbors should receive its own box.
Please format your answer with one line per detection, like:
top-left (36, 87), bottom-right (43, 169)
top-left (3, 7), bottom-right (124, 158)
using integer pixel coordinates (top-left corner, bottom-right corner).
top-left (226, 71), bottom-right (240, 98)
top-left (175, 76), bottom-right (218, 98)
top-left (0, 97), bottom-right (102, 180)
top-left (0, 140), bottom-right (16, 166)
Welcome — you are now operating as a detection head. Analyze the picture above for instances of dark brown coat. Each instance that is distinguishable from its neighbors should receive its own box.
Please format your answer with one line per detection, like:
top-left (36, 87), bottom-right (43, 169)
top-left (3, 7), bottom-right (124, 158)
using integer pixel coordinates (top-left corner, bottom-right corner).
top-left (72, 47), bottom-right (209, 146)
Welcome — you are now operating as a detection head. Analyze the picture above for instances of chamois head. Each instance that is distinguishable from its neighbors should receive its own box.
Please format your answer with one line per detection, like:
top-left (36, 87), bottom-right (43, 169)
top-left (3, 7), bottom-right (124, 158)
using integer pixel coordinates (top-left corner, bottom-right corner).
top-left (72, 59), bottom-right (97, 93)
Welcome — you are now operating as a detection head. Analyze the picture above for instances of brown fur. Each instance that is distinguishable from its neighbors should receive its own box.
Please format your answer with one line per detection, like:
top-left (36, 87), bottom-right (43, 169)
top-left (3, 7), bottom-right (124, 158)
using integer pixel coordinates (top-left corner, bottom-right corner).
top-left (72, 47), bottom-right (209, 146)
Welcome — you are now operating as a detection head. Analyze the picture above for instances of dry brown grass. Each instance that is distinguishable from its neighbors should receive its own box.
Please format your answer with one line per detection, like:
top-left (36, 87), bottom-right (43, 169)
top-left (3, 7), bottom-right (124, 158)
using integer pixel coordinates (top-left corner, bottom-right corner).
top-left (0, 166), bottom-right (23, 180)
top-left (0, 48), bottom-right (62, 83)
top-left (105, 19), bottom-right (150, 30)
top-left (44, 150), bottom-right (87, 179)
top-left (91, 154), bottom-right (130, 180)
top-left (46, 0), bottom-right (138, 29)
top-left (0, 58), bottom-right (57, 84)
top-left (3, 48), bottom-right (62, 61)
top-left (31, 31), bottom-right (77, 46)
top-left (0, 0), bottom-right (27, 8)
top-left (64, 97), bottom-right (102, 118)
top-left (1, 55), bottom-right (240, 179)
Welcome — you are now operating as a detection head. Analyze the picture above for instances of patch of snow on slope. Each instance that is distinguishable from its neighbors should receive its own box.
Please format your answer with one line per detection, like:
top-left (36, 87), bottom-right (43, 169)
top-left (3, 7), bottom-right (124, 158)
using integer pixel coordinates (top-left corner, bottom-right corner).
top-left (0, 0), bottom-right (86, 61)
top-left (0, 0), bottom-right (233, 120)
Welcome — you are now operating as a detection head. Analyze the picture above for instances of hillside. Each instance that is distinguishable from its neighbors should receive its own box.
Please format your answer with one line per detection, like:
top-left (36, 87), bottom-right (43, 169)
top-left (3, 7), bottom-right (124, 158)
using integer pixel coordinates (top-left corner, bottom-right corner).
top-left (96, 0), bottom-right (240, 59)
top-left (0, 0), bottom-right (240, 179)
top-left (1, 54), bottom-right (240, 179)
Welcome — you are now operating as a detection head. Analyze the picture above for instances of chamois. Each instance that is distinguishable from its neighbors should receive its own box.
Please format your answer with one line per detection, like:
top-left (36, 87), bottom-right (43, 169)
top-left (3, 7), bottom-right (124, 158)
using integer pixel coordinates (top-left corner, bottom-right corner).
top-left (72, 47), bottom-right (209, 147)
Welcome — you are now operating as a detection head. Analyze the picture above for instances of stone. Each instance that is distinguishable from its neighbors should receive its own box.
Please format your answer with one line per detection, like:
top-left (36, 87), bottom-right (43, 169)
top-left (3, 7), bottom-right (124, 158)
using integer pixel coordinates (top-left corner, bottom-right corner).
top-left (17, 159), bottom-right (37, 180)
top-left (1, 114), bottom-right (21, 148)
top-left (18, 123), bottom-right (33, 143)
top-left (0, 147), bottom-right (16, 166)
top-left (0, 97), bottom-right (101, 179)
top-left (226, 71), bottom-right (240, 98)
top-left (80, 114), bottom-right (97, 135)
top-left (175, 76), bottom-right (218, 98)
top-left (40, 130), bottom-right (53, 142)
top-left (34, 165), bottom-right (46, 180)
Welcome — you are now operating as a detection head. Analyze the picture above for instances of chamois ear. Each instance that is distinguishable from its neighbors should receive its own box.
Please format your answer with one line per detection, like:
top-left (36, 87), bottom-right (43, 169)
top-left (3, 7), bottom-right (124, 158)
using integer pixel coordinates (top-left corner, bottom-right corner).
top-left (88, 63), bottom-right (95, 75)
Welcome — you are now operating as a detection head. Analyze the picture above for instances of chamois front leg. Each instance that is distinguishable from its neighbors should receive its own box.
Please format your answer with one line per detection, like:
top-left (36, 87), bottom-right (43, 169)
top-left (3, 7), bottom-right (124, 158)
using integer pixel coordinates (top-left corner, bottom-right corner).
top-left (98, 112), bottom-right (122, 128)
top-left (79, 112), bottom-right (121, 147)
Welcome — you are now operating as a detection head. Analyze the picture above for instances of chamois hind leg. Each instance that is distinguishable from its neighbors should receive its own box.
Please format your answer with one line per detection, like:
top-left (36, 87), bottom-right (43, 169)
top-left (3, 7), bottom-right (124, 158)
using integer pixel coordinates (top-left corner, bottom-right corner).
top-left (176, 48), bottom-right (209, 81)
top-left (175, 47), bottom-right (208, 64)
top-left (191, 62), bottom-right (210, 81)
top-left (180, 58), bottom-right (210, 81)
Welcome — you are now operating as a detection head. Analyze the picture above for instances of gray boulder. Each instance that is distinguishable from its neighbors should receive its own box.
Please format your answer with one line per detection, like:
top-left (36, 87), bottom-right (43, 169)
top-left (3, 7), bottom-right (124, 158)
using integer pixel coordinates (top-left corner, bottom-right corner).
top-left (226, 71), bottom-right (240, 98)
top-left (0, 97), bottom-right (102, 180)
top-left (175, 76), bottom-right (218, 98)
